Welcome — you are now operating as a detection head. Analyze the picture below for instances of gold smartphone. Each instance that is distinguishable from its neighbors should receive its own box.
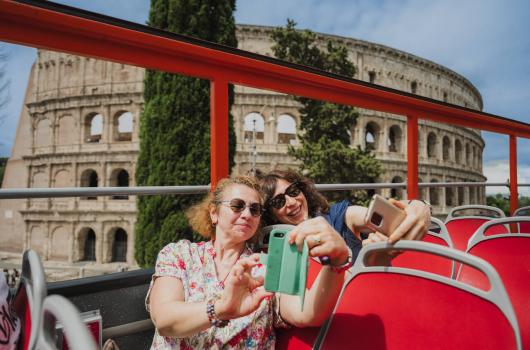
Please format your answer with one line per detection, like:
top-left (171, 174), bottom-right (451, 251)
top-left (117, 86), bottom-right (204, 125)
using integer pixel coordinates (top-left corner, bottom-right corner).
top-left (365, 194), bottom-right (407, 236)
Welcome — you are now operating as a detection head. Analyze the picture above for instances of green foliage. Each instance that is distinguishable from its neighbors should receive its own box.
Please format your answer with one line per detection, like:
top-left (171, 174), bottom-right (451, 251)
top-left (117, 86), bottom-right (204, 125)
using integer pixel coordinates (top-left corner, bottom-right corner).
top-left (135, 0), bottom-right (237, 267)
top-left (271, 20), bottom-right (381, 202)
top-left (0, 157), bottom-right (7, 187)
top-left (487, 193), bottom-right (530, 216)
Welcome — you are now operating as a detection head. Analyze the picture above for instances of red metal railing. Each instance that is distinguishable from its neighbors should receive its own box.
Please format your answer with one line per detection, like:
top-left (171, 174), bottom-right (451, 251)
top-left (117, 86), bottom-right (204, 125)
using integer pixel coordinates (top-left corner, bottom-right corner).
top-left (0, 0), bottom-right (529, 212)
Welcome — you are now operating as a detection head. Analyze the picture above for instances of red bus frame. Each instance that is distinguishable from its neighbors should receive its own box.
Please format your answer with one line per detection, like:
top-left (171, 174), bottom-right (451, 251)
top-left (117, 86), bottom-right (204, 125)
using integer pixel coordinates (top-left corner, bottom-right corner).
top-left (1, 0), bottom-right (529, 212)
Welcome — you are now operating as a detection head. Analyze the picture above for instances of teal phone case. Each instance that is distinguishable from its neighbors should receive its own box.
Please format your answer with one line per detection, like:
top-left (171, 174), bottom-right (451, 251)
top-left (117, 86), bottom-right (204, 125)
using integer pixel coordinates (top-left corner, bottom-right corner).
top-left (260, 228), bottom-right (308, 310)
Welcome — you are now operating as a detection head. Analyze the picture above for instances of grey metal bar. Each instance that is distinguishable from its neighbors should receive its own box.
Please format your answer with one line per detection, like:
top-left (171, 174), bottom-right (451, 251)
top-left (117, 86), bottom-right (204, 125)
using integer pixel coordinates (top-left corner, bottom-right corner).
top-left (0, 182), bottom-right (527, 199)
top-left (0, 186), bottom-right (209, 199)
top-left (102, 319), bottom-right (154, 341)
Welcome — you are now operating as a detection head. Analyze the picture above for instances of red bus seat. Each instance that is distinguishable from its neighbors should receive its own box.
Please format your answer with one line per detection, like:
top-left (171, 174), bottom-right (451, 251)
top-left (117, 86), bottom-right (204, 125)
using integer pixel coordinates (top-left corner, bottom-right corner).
top-left (318, 241), bottom-right (522, 350)
top-left (392, 218), bottom-right (455, 278)
top-left (458, 217), bottom-right (530, 349)
top-left (513, 206), bottom-right (530, 233)
top-left (445, 205), bottom-right (506, 251)
top-left (13, 249), bottom-right (47, 350)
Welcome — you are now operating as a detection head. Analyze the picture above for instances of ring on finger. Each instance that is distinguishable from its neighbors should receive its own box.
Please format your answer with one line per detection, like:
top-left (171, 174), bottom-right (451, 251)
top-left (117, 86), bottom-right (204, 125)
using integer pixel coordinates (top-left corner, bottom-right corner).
top-left (312, 235), bottom-right (322, 245)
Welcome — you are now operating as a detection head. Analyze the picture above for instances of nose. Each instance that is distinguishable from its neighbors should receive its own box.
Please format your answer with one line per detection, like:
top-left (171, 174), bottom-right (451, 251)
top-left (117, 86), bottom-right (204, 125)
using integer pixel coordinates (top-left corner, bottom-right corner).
top-left (239, 206), bottom-right (253, 218)
top-left (285, 194), bottom-right (297, 207)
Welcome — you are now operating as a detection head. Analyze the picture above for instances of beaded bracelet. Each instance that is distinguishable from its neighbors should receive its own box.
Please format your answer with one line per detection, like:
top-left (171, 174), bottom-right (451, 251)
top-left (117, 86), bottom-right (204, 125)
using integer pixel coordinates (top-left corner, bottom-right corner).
top-left (206, 298), bottom-right (229, 328)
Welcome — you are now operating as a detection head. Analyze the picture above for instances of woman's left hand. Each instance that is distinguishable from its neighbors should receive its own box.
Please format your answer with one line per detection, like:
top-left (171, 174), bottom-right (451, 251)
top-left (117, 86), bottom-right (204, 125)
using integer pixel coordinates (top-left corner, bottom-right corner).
top-left (387, 199), bottom-right (431, 244)
top-left (288, 216), bottom-right (349, 266)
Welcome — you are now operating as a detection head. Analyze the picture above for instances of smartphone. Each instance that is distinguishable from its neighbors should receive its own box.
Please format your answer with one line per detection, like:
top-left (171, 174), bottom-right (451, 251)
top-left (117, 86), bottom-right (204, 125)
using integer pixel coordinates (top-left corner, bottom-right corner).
top-left (365, 194), bottom-right (407, 236)
top-left (261, 228), bottom-right (308, 309)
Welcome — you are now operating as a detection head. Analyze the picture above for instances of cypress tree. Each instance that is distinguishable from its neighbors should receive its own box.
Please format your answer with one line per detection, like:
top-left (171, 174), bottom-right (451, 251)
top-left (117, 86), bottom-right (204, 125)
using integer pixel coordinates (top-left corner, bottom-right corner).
top-left (135, 0), bottom-right (237, 267)
top-left (271, 20), bottom-right (381, 203)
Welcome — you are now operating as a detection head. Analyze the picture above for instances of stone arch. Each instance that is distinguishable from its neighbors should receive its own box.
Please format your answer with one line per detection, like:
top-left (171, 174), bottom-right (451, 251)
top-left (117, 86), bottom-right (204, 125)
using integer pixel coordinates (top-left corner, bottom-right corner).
top-left (110, 228), bottom-right (128, 262)
top-left (472, 146), bottom-right (477, 168)
top-left (427, 132), bottom-right (437, 158)
top-left (53, 169), bottom-right (71, 187)
top-left (445, 185), bottom-right (454, 207)
top-left (388, 125), bottom-right (402, 153)
top-left (418, 177), bottom-right (427, 200)
top-left (365, 122), bottom-right (380, 151)
top-left (32, 171), bottom-right (48, 188)
top-left (110, 168), bottom-right (129, 200)
top-left (442, 136), bottom-right (451, 161)
top-left (80, 169), bottom-right (98, 200)
top-left (34, 118), bottom-right (51, 148)
top-left (78, 227), bottom-right (96, 261)
top-left (114, 111), bottom-right (133, 141)
top-left (458, 186), bottom-right (465, 206)
top-left (391, 176), bottom-right (404, 199)
top-left (243, 112), bottom-right (265, 143)
top-left (49, 226), bottom-right (69, 261)
top-left (455, 139), bottom-right (463, 164)
top-left (29, 226), bottom-right (46, 257)
top-left (429, 178), bottom-right (440, 206)
top-left (469, 186), bottom-right (476, 204)
top-left (84, 113), bottom-right (103, 143)
top-left (465, 143), bottom-right (471, 164)
top-left (277, 114), bottom-right (297, 145)
top-left (57, 114), bottom-right (76, 145)
top-left (411, 81), bottom-right (418, 94)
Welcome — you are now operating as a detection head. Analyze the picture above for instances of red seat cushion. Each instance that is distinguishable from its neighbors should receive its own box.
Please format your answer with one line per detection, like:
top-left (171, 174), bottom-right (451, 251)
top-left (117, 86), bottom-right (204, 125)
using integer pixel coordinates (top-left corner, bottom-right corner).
top-left (446, 218), bottom-right (489, 251)
top-left (459, 236), bottom-right (530, 348)
top-left (391, 236), bottom-right (453, 277)
top-left (320, 273), bottom-right (518, 350)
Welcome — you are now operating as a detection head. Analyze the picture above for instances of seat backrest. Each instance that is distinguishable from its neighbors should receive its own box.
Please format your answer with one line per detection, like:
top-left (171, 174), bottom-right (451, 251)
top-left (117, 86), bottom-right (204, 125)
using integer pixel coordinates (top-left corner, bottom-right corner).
top-left (513, 206), bottom-right (530, 217)
top-left (445, 217), bottom-right (489, 251)
top-left (458, 217), bottom-right (530, 349)
top-left (38, 294), bottom-right (99, 350)
top-left (275, 257), bottom-right (323, 350)
top-left (391, 218), bottom-right (455, 278)
top-left (513, 206), bottom-right (530, 233)
top-left (318, 241), bottom-right (522, 350)
top-left (13, 249), bottom-right (47, 350)
top-left (446, 204), bottom-right (506, 221)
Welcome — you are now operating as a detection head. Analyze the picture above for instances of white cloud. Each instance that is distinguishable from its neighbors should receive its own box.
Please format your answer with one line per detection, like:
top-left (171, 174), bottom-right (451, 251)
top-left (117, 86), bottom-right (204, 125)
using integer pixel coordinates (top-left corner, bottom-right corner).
top-left (484, 160), bottom-right (530, 196)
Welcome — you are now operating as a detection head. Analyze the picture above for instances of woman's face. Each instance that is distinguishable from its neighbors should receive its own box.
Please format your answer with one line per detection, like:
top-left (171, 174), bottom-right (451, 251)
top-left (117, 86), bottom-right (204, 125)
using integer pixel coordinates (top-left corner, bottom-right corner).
top-left (211, 184), bottom-right (262, 242)
top-left (270, 179), bottom-right (309, 225)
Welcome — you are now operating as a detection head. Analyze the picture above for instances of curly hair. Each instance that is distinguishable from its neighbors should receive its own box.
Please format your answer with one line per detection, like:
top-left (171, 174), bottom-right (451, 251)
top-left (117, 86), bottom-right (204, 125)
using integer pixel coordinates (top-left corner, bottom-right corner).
top-left (260, 169), bottom-right (330, 226)
top-left (185, 175), bottom-right (263, 239)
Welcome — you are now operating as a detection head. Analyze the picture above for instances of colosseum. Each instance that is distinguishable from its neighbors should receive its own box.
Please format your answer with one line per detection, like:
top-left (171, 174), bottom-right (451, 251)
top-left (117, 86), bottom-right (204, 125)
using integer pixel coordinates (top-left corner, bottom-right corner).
top-left (0, 25), bottom-right (486, 271)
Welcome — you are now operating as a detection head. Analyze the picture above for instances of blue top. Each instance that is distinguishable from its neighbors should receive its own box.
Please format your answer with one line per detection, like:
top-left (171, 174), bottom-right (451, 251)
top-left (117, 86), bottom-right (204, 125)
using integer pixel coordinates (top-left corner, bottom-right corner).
top-left (322, 200), bottom-right (363, 262)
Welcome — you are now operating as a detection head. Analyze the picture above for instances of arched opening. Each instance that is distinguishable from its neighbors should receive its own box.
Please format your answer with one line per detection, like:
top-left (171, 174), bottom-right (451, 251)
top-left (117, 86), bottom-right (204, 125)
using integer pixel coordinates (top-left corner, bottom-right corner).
top-left (368, 71), bottom-right (376, 84)
top-left (84, 113), bottom-right (103, 143)
top-left (243, 113), bottom-right (264, 143)
top-left (445, 186), bottom-right (454, 206)
top-left (388, 125), bottom-right (402, 153)
top-left (442, 136), bottom-right (451, 161)
top-left (114, 111), bottom-right (133, 141)
top-left (82, 229), bottom-right (96, 261)
top-left (466, 143), bottom-right (471, 163)
top-left (110, 169), bottom-right (130, 200)
top-left (455, 139), bottom-right (462, 164)
top-left (472, 146), bottom-right (477, 168)
top-left (277, 114), bottom-right (297, 145)
top-left (365, 122), bottom-right (380, 151)
top-left (80, 169), bottom-right (98, 200)
top-left (430, 179), bottom-right (440, 206)
top-left (469, 186), bottom-right (476, 204)
top-left (111, 228), bottom-right (128, 262)
top-left (418, 178), bottom-right (426, 200)
top-left (411, 81), bottom-right (417, 94)
top-left (390, 176), bottom-right (404, 199)
top-left (427, 132), bottom-right (437, 158)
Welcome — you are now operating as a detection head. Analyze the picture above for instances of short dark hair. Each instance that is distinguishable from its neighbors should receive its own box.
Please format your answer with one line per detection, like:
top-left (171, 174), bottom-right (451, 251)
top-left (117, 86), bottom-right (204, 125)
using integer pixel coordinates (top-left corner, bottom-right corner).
top-left (260, 169), bottom-right (329, 226)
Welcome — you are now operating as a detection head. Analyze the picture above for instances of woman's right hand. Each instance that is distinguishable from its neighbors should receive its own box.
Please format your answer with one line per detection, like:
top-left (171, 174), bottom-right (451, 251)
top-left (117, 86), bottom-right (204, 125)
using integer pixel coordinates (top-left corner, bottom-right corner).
top-left (215, 254), bottom-right (273, 320)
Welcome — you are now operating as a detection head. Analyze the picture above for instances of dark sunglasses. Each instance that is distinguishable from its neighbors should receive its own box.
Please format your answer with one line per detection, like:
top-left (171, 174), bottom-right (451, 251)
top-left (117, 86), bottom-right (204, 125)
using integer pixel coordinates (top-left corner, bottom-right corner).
top-left (217, 198), bottom-right (263, 217)
top-left (267, 182), bottom-right (304, 210)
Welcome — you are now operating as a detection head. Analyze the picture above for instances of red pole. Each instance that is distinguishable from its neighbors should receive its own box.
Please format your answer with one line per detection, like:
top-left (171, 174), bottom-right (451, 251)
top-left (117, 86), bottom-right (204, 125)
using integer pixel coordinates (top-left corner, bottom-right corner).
top-left (407, 115), bottom-right (419, 200)
top-left (509, 134), bottom-right (518, 215)
top-left (210, 78), bottom-right (229, 189)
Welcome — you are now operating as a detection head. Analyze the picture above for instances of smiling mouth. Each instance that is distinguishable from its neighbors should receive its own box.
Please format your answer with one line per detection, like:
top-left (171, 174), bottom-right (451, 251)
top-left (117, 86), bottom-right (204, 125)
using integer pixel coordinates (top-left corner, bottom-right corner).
top-left (287, 206), bottom-right (301, 217)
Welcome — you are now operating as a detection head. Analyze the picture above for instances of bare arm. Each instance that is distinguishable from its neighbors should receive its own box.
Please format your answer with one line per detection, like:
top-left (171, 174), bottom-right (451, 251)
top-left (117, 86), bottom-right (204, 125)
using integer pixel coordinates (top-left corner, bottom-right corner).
top-left (149, 277), bottom-right (211, 338)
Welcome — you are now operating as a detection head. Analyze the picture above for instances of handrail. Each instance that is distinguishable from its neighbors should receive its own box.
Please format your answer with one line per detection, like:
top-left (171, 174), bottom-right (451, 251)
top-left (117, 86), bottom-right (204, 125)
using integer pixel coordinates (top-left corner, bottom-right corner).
top-left (0, 182), bottom-right (526, 199)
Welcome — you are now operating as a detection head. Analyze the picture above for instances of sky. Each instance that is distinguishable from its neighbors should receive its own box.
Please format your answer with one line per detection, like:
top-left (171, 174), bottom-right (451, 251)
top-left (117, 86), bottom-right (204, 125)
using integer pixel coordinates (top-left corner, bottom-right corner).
top-left (1, 0), bottom-right (529, 195)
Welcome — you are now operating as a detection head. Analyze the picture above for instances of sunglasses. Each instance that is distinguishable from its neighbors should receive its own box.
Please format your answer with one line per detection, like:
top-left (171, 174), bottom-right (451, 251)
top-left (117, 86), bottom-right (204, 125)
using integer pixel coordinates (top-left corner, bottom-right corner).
top-left (267, 182), bottom-right (304, 209)
top-left (217, 198), bottom-right (263, 217)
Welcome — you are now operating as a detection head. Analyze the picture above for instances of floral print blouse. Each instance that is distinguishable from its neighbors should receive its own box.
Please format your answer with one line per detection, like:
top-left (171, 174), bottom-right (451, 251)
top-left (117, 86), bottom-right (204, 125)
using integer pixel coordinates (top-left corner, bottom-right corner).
top-left (146, 240), bottom-right (288, 349)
